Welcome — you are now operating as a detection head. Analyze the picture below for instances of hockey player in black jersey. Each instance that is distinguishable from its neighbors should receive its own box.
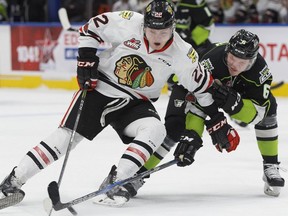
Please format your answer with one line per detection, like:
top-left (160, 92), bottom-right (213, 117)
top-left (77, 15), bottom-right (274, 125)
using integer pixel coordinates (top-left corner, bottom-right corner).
top-left (187, 29), bottom-right (285, 197)
top-left (129, 29), bottom-right (285, 197)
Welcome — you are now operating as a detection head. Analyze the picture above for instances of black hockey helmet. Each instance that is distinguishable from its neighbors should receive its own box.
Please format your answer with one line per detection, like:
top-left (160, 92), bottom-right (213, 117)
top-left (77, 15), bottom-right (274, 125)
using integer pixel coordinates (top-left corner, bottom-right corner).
top-left (226, 29), bottom-right (259, 59)
top-left (144, 0), bottom-right (175, 29)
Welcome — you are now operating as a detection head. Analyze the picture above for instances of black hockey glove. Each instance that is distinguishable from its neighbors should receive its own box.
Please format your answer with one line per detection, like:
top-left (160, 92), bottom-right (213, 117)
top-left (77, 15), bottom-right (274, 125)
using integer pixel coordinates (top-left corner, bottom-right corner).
top-left (210, 79), bottom-right (243, 115)
top-left (205, 112), bottom-right (240, 153)
top-left (77, 48), bottom-right (99, 90)
top-left (174, 130), bottom-right (203, 167)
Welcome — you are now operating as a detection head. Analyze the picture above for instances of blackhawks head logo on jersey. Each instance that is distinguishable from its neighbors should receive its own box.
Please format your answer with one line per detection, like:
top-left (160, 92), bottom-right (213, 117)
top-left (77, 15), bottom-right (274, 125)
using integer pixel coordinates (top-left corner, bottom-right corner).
top-left (114, 55), bottom-right (154, 89)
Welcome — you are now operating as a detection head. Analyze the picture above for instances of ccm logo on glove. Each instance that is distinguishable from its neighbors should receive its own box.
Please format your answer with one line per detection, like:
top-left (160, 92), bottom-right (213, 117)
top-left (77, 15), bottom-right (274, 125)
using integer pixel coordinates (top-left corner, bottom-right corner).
top-left (77, 61), bottom-right (96, 67)
top-left (207, 118), bottom-right (227, 134)
top-left (76, 52), bottom-right (99, 90)
top-left (205, 112), bottom-right (240, 153)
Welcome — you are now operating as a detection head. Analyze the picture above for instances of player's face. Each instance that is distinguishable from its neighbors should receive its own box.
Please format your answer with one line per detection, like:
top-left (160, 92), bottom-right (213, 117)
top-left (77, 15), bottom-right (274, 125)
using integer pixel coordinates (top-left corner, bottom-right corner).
top-left (144, 27), bottom-right (173, 50)
top-left (226, 52), bottom-right (252, 76)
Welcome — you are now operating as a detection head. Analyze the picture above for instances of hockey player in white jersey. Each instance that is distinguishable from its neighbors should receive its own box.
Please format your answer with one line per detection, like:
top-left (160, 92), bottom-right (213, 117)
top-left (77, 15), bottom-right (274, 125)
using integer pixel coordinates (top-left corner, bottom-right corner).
top-left (0, 0), bottom-right (239, 208)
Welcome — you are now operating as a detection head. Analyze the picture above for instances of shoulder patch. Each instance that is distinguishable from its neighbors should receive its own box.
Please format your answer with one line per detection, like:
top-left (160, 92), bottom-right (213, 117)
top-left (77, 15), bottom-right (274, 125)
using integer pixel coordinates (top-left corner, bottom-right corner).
top-left (187, 48), bottom-right (198, 63)
top-left (201, 58), bottom-right (214, 71)
top-left (259, 65), bottom-right (271, 84)
top-left (119, 11), bottom-right (134, 20)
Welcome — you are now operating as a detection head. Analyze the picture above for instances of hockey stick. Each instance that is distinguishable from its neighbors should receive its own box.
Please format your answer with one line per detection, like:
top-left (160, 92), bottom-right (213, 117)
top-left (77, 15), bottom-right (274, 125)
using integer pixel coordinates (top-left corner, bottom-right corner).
top-left (58, 8), bottom-right (79, 32)
top-left (47, 159), bottom-right (178, 213)
top-left (271, 81), bottom-right (284, 90)
top-left (47, 85), bottom-right (89, 216)
top-left (0, 190), bottom-right (25, 210)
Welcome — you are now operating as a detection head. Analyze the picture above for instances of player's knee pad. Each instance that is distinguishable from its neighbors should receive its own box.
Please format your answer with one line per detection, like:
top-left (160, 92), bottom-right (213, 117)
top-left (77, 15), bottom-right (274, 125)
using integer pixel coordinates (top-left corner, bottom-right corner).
top-left (256, 114), bottom-right (277, 129)
top-left (120, 118), bottom-right (166, 176)
top-left (124, 117), bottom-right (166, 150)
top-left (138, 118), bottom-right (166, 150)
top-left (255, 115), bottom-right (278, 139)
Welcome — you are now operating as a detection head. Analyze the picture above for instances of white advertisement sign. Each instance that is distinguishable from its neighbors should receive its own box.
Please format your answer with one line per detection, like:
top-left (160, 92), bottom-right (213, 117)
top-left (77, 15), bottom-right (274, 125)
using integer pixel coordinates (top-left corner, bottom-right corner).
top-left (0, 25), bottom-right (287, 86)
top-left (210, 26), bottom-right (288, 83)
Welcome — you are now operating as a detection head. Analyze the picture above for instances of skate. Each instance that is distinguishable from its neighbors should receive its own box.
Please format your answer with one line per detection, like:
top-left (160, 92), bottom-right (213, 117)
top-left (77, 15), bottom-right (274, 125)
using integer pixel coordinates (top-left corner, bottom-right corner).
top-left (93, 165), bottom-right (130, 207)
top-left (123, 178), bottom-right (145, 197)
top-left (262, 162), bottom-right (285, 197)
top-left (0, 167), bottom-right (25, 209)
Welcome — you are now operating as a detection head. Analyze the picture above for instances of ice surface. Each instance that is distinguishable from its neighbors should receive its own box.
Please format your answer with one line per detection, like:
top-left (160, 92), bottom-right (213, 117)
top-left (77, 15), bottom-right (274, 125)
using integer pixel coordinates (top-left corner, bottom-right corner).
top-left (0, 88), bottom-right (287, 216)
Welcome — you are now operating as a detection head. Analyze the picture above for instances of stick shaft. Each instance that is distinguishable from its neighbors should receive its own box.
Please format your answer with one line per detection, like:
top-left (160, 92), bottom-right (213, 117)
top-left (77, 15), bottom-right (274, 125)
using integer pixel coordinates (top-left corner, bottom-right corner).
top-left (58, 8), bottom-right (72, 30)
top-left (58, 88), bottom-right (88, 185)
top-left (48, 88), bottom-right (88, 216)
top-left (58, 8), bottom-right (79, 32)
top-left (51, 159), bottom-right (178, 211)
top-left (271, 81), bottom-right (284, 90)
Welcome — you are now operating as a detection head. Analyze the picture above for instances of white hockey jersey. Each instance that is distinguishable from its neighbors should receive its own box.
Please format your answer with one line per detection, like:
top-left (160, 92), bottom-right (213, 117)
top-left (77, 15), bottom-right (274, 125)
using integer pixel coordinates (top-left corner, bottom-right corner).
top-left (78, 11), bottom-right (213, 107)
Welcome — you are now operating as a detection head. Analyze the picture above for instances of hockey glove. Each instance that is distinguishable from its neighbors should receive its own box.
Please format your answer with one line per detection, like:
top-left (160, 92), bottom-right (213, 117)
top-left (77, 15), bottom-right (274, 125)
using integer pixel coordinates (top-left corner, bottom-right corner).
top-left (174, 130), bottom-right (203, 167)
top-left (210, 79), bottom-right (243, 115)
top-left (77, 49), bottom-right (99, 90)
top-left (205, 112), bottom-right (240, 153)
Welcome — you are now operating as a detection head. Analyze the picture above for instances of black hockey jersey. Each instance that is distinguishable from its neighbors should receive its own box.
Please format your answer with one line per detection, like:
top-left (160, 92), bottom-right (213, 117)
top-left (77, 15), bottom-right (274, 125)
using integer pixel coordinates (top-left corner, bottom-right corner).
top-left (199, 43), bottom-right (274, 124)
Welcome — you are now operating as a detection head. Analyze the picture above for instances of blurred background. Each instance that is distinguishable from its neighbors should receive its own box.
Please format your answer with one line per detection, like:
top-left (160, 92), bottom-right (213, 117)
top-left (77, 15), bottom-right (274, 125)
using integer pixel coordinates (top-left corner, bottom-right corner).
top-left (0, 0), bottom-right (287, 23)
top-left (0, 0), bottom-right (287, 96)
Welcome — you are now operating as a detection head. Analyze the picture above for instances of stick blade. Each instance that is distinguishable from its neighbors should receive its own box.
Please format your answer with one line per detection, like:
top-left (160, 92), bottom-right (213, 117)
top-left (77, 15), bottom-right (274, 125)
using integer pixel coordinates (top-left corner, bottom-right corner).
top-left (43, 198), bottom-right (78, 215)
top-left (47, 181), bottom-right (60, 206)
top-left (0, 190), bottom-right (25, 210)
top-left (58, 8), bottom-right (71, 30)
top-left (271, 81), bottom-right (284, 90)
